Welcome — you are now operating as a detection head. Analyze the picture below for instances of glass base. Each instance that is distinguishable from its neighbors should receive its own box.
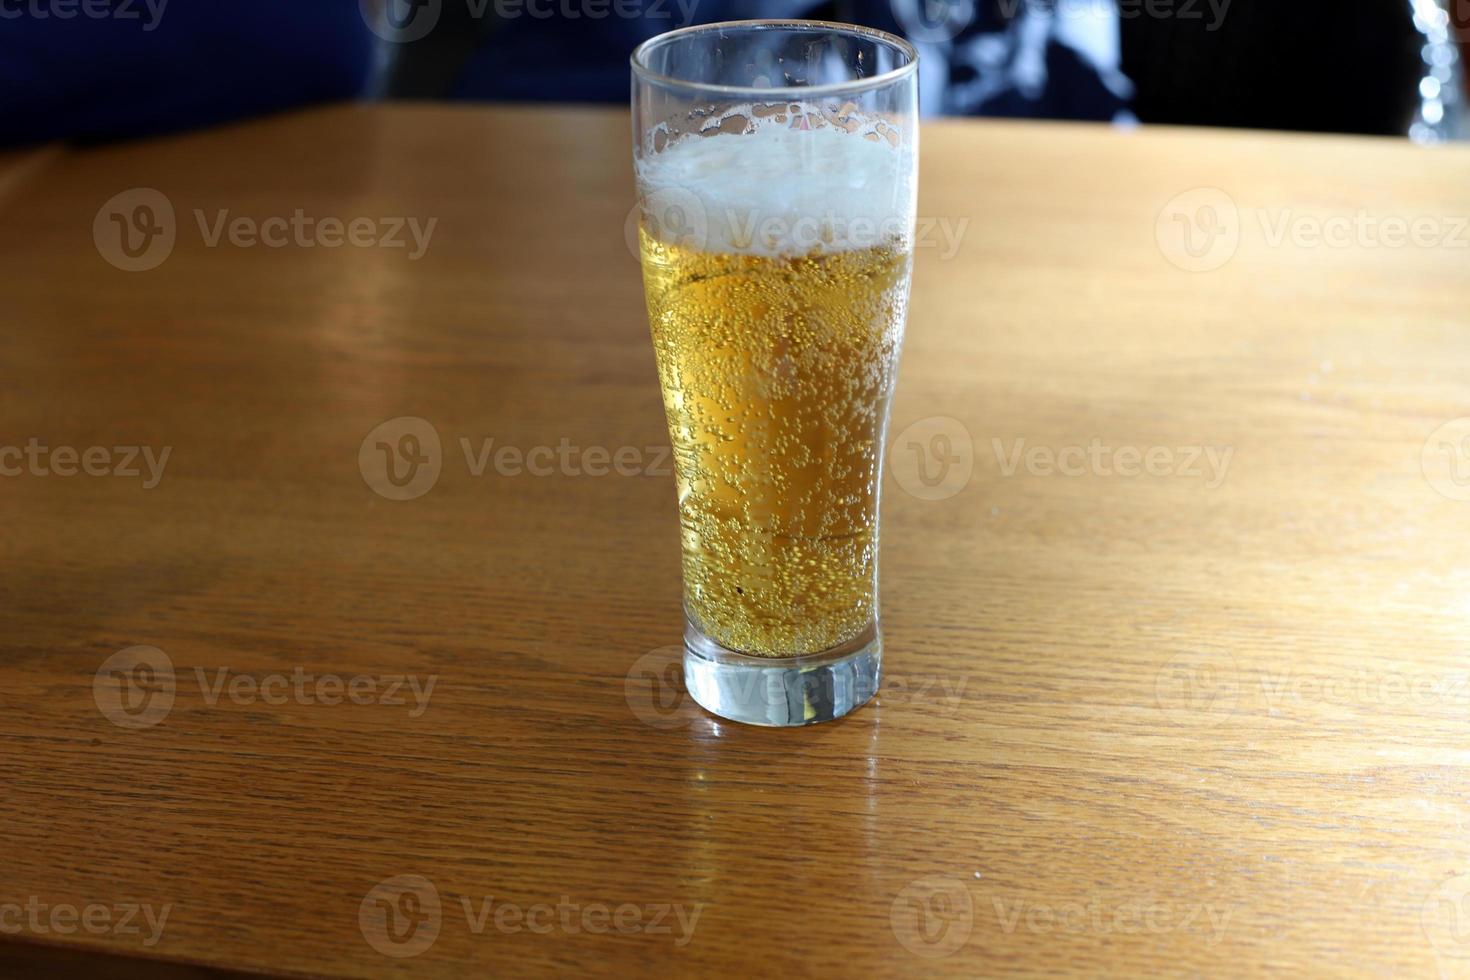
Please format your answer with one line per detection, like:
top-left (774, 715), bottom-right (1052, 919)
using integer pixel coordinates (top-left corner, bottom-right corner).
top-left (682, 621), bottom-right (881, 727)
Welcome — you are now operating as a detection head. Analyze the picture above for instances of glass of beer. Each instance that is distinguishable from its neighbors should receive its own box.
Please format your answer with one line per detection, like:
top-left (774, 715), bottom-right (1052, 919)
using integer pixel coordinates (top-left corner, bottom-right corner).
top-left (632, 21), bottom-right (918, 726)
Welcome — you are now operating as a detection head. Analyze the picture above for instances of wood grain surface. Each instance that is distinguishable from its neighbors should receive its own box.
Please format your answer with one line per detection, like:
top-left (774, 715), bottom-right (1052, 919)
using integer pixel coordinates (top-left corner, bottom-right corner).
top-left (2, 104), bottom-right (1470, 978)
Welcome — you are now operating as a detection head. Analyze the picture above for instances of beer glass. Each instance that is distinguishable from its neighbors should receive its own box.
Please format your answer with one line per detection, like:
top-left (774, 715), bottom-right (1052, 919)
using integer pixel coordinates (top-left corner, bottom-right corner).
top-left (632, 21), bottom-right (918, 726)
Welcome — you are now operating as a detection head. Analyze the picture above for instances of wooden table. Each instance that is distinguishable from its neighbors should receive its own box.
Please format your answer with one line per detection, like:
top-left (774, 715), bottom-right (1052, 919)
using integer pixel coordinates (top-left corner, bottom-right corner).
top-left (3, 104), bottom-right (1469, 978)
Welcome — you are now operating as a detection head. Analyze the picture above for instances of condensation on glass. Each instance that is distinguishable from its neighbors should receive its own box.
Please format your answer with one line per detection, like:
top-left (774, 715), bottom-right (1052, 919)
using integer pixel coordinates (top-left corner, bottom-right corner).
top-left (632, 21), bottom-right (919, 725)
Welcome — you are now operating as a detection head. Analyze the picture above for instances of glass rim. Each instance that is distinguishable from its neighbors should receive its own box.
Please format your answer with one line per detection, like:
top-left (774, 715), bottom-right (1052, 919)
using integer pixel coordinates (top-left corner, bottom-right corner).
top-left (631, 19), bottom-right (920, 100)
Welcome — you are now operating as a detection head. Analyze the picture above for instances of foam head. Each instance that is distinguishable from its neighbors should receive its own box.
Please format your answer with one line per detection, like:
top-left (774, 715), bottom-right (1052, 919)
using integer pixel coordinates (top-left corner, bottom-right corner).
top-left (636, 105), bottom-right (917, 256)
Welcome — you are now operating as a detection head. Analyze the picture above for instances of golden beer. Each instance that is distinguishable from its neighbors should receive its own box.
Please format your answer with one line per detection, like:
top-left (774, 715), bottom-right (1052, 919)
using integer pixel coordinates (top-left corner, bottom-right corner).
top-left (633, 22), bottom-right (917, 724)
top-left (640, 229), bottom-right (911, 656)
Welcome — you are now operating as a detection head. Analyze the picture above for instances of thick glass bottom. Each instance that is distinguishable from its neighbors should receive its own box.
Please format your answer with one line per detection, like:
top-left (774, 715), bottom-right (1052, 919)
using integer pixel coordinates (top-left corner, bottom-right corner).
top-left (682, 620), bottom-right (881, 727)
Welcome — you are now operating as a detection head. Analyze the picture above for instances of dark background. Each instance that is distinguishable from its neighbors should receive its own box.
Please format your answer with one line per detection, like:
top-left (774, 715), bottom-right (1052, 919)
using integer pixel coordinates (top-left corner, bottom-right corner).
top-left (0, 0), bottom-right (1465, 146)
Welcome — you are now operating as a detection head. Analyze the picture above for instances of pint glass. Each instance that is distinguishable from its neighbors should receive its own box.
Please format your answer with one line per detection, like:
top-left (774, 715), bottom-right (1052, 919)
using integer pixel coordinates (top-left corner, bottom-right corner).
top-left (632, 21), bottom-right (918, 726)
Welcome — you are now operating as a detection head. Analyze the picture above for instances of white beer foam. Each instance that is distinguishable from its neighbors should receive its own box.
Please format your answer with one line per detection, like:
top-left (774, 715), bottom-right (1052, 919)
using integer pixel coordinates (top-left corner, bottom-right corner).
top-left (637, 112), bottom-right (916, 256)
